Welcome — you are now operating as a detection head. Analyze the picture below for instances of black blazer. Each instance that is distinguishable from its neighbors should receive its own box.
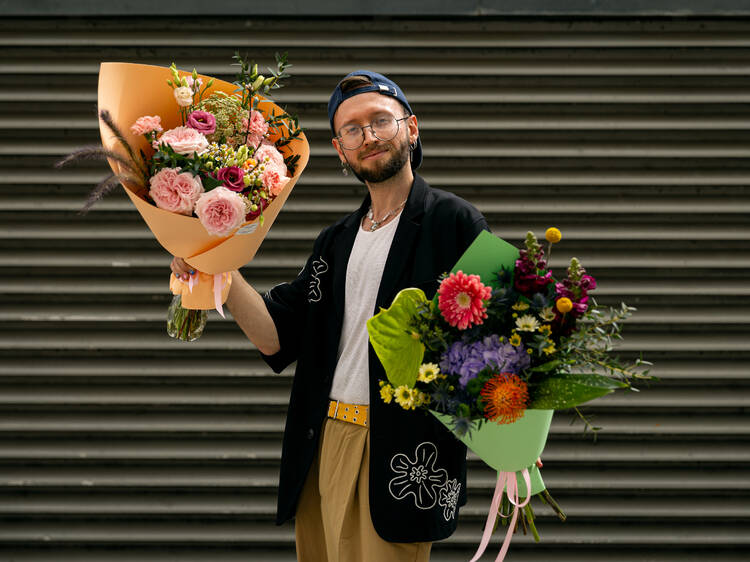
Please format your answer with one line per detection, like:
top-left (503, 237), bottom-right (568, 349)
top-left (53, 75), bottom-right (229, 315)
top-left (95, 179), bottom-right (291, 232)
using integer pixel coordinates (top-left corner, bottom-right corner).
top-left (261, 174), bottom-right (489, 542)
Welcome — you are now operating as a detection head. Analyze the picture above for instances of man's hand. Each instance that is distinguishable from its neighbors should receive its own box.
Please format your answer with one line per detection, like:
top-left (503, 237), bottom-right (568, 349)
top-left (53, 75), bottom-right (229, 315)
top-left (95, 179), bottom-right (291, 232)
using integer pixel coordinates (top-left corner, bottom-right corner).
top-left (170, 257), bottom-right (195, 280)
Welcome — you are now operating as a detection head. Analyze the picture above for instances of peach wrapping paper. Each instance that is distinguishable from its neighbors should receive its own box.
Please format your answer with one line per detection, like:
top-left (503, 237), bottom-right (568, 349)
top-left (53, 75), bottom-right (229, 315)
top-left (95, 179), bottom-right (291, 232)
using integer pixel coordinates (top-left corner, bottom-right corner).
top-left (97, 62), bottom-right (309, 309)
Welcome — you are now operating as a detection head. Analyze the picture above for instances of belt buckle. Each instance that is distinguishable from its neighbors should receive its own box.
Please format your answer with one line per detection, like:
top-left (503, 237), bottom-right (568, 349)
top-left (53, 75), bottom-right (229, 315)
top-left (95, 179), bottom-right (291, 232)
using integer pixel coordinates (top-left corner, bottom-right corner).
top-left (333, 399), bottom-right (340, 419)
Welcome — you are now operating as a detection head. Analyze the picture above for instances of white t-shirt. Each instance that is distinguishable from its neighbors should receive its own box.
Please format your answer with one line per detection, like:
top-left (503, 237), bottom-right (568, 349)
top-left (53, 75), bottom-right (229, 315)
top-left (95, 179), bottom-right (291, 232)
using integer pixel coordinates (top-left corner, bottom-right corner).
top-left (329, 213), bottom-right (402, 405)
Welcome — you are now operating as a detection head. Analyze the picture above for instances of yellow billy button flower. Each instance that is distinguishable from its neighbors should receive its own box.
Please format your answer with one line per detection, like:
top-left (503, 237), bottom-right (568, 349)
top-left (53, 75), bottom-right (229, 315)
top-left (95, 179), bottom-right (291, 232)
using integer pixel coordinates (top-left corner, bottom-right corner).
top-left (556, 297), bottom-right (573, 313)
top-left (418, 363), bottom-right (440, 383)
top-left (380, 383), bottom-right (394, 404)
top-left (545, 227), bottom-right (562, 244)
top-left (515, 314), bottom-right (540, 332)
top-left (511, 301), bottom-right (530, 312)
top-left (509, 333), bottom-right (522, 347)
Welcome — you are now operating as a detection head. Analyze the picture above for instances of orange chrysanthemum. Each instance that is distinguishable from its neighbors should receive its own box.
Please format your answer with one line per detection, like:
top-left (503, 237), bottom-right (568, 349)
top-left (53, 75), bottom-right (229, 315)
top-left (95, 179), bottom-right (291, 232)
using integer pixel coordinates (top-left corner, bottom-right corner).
top-left (480, 372), bottom-right (529, 425)
top-left (437, 270), bottom-right (492, 330)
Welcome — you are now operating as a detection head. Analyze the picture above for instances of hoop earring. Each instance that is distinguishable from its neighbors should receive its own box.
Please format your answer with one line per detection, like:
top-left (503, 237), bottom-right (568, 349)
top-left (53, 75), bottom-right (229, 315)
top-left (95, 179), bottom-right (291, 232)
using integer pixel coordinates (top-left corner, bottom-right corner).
top-left (341, 160), bottom-right (350, 176)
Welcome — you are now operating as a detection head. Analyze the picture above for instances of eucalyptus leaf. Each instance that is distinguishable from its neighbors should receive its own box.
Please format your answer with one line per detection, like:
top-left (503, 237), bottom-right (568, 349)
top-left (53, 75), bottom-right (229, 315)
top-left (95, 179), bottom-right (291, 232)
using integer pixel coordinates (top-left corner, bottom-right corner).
top-left (366, 288), bottom-right (427, 388)
top-left (528, 373), bottom-right (627, 409)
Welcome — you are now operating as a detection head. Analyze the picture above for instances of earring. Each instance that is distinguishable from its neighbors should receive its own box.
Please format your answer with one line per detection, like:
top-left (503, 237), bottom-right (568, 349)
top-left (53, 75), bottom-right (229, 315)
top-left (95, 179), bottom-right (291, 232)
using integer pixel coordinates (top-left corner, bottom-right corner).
top-left (409, 140), bottom-right (418, 151)
top-left (341, 160), bottom-right (350, 176)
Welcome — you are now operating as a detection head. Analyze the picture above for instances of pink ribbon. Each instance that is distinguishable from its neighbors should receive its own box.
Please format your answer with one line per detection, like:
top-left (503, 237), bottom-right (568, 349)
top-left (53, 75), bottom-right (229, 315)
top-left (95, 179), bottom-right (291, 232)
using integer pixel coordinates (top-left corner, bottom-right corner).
top-left (213, 273), bottom-right (227, 318)
top-left (469, 468), bottom-right (531, 562)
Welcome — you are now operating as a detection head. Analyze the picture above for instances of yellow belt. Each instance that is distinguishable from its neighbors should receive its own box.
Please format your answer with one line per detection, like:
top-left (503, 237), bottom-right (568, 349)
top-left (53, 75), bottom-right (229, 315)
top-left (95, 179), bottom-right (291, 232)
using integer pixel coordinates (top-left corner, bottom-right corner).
top-left (327, 400), bottom-right (368, 427)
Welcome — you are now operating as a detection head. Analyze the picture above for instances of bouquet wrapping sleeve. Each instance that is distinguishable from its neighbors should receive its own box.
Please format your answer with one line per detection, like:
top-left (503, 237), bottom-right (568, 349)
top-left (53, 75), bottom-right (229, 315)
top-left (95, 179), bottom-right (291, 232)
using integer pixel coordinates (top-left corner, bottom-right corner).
top-left (97, 62), bottom-right (310, 309)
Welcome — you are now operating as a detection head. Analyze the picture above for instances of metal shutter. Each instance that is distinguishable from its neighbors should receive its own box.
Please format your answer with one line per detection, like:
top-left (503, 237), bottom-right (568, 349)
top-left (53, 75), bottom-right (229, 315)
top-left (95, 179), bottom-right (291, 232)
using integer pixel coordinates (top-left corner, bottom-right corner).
top-left (1, 15), bottom-right (748, 561)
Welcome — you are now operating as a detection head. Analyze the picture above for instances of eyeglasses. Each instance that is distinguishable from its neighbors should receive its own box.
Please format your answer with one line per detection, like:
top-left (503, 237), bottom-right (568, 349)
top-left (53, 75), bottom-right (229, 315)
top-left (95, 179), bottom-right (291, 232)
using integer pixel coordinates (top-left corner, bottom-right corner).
top-left (336, 115), bottom-right (409, 150)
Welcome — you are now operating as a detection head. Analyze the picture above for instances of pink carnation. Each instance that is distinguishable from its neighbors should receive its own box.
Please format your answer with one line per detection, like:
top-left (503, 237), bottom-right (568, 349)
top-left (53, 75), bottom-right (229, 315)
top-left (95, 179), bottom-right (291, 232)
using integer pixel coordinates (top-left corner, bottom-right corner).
top-left (261, 168), bottom-right (289, 197)
top-left (437, 270), bottom-right (492, 330)
top-left (244, 131), bottom-right (264, 148)
top-left (148, 168), bottom-right (204, 215)
top-left (242, 110), bottom-right (269, 137)
top-left (254, 142), bottom-right (286, 170)
top-left (157, 126), bottom-right (209, 156)
top-left (194, 186), bottom-right (246, 236)
top-left (130, 115), bottom-right (163, 136)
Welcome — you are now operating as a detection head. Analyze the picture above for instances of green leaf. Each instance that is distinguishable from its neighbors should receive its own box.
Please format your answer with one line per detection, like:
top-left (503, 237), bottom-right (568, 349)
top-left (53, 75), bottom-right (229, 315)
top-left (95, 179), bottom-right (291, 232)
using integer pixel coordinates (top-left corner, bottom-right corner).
top-left (366, 288), bottom-right (427, 388)
top-left (528, 373), bottom-right (627, 409)
top-left (202, 175), bottom-right (223, 190)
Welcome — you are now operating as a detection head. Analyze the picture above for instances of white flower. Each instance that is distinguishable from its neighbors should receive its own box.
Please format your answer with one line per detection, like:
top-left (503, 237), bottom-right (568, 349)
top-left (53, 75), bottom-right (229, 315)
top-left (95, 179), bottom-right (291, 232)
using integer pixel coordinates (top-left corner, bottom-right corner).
top-left (173, 86), bottom-right (194, 107)
top-left (418, 363), bottom-right (440, 383)
top-left (515, 314), bottom-right (540, 332)
top-left (438, 478), bottom-right (461, 521)
top-left (389, 442), bottom-right (448, 509)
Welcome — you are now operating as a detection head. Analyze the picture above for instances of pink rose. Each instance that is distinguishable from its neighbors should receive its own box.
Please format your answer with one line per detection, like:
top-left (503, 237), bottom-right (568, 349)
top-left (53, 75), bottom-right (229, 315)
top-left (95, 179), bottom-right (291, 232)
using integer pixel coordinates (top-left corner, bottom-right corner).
top-left (186, 110), bottom-right (216, 135)
top-left (242, 110), bottom-right (269, 137)
top-left (149, 168), bottom-right (204, 215)
top-left (157, 126), bottom-right (209, 156)
top-left (130, 115), bottom-right (163, 136)
top-left (261, 168), bottom-right (289, 197)
top-left (215, 166), bottom-right (245, 192)
top-left (194, 186), bottom-right (246, 236)
top-left (254, 143), bottom-right (286, 170)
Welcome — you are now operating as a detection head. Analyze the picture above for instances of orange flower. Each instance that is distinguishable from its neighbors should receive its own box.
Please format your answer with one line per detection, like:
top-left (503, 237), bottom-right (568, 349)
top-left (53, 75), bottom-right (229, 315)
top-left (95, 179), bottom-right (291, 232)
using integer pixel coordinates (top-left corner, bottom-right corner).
top-left (480, 373), bottom-right (529, 424)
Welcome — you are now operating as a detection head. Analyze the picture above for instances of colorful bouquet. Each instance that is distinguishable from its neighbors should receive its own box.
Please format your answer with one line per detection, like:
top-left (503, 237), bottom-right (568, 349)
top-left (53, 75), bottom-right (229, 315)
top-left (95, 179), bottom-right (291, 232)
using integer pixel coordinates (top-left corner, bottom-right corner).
top-left (367, 229), bottom-right (651, 561)
top-left (57, 53), bottom-right (309, 340)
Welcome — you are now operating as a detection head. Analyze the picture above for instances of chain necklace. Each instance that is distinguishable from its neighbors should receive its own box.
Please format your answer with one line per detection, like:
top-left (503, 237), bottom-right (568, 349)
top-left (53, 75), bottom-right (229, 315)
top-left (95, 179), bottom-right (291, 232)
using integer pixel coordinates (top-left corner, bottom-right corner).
top-left (367, 198), bottom-right (407, 231)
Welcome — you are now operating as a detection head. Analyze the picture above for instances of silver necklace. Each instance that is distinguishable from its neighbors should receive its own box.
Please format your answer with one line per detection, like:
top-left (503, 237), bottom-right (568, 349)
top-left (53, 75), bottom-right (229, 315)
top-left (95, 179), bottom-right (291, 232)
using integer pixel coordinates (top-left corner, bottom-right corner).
top-left (367, 198), bottom-right (407, 231)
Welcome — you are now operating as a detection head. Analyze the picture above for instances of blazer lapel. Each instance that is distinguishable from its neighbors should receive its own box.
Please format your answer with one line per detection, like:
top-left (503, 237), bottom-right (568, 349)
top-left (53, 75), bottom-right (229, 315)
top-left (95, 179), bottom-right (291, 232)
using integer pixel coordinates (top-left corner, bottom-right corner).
top-left (374, 175), bottom-right (427, 311)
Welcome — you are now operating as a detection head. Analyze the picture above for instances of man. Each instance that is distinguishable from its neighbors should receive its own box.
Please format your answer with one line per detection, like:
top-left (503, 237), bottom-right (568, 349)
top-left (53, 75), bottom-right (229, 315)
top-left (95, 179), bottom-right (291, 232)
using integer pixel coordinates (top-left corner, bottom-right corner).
top-left (171, 71), bottom-right (489, 561)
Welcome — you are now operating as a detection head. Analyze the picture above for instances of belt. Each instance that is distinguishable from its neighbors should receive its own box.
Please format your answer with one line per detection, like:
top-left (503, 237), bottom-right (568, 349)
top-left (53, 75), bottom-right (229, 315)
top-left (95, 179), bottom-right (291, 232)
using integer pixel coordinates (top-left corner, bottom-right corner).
top-left (327, 400), bottom-right (368, 427)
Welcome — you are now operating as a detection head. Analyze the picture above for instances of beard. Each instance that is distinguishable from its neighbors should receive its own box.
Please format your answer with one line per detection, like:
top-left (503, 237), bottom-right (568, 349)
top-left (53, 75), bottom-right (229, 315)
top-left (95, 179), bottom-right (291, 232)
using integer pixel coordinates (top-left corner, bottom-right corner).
top-left (349, 136), bottom-right (410, 184)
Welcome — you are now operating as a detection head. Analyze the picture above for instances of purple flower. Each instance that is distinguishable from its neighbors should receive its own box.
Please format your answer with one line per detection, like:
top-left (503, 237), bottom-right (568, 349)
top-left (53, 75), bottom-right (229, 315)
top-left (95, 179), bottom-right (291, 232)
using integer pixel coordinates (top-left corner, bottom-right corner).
top-left (440, 335), bottom-right (531, 387)
top-left (186, 110), bottom-right (216, 135)
top-left (215, 166), bottom-right (245, 192)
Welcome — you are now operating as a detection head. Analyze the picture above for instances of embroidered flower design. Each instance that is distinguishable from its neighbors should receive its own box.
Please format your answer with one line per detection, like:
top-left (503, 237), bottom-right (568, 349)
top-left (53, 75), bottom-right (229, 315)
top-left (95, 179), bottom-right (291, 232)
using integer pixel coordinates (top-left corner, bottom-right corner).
top-left (438, 478), bottom-right (461, 521)
top-left (389, 442), bottom-right (448, 509)
top-left (307, 258), bottom-right (328, 303)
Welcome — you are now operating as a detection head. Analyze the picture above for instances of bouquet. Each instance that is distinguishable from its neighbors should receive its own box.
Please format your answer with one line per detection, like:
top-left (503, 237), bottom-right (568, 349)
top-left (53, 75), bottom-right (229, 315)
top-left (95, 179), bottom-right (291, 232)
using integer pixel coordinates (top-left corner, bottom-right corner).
top-left (367, 228), bottom-right (651, 561)
top-left (57, 53), bottom-right (309, 340)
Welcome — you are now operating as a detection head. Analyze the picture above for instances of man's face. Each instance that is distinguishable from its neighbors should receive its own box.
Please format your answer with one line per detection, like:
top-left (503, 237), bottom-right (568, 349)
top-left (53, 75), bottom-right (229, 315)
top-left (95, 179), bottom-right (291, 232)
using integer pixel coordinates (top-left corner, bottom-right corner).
top-left (332, 92), bottom-right (415, 183)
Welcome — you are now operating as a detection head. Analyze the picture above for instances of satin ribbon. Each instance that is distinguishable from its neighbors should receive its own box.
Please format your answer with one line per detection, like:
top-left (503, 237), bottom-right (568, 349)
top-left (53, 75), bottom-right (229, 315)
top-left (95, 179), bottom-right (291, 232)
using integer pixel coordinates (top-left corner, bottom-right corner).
top-left (469, 468), bottom-right (532, 562)
top-left (212, 272), bottom-right (228, 318)
top-left (170, 271), bottom-right (230, 318)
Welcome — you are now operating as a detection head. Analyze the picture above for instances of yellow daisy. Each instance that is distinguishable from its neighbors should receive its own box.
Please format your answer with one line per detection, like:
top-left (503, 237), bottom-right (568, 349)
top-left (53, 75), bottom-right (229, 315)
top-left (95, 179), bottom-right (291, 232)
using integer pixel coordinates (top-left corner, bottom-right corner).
top-left (543, 342), bottom-right (556, 355)
top-left (418, 363), bottom-right (440, 383)
top-left (511, 301), bottom-right (530, 312)
top-left (515, 314), bottom-right (540, 332)
top-left (380, 384), bottom-right (394, 404)
top-left (540, 307), bottom-right (556, 322)
top-left (539, 324), bottom-right (552, 337)
top-left (509, 333), bottom-right (522, 347)
top-left (394, 385), bottom-right (416, 410)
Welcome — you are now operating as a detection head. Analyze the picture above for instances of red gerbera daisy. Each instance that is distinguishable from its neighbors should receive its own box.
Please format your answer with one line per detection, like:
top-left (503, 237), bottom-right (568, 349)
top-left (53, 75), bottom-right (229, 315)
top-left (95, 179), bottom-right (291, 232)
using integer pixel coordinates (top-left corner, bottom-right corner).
top-left (480, 372), bottom-right (529, 425)
top-left (437, 270), bottom-right (492, 330)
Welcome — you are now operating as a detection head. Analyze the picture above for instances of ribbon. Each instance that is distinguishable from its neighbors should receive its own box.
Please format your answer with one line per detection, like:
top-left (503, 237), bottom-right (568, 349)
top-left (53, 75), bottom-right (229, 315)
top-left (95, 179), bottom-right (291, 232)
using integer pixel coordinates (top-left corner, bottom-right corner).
top-left (470, 468), bottom-right (532, 562)
top-left (213, 272), bottom-right (228, 318)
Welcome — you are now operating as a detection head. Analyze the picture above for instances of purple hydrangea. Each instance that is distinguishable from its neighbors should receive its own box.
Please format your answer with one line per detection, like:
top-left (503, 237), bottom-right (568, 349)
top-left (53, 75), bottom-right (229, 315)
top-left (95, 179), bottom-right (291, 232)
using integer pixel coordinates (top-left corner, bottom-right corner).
top-left (439, 334), bottom-right (531, 387)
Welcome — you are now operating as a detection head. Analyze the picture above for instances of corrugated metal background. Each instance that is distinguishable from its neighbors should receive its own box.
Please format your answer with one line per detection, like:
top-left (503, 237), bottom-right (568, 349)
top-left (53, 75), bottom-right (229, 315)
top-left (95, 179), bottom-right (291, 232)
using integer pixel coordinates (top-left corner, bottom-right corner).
top-left (1, 15), bottom-right (749, 562)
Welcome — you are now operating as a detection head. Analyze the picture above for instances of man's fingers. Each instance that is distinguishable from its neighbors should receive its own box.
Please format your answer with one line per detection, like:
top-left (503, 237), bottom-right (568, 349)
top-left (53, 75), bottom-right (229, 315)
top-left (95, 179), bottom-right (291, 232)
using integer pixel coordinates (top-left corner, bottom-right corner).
top-left (170, 257), bottom-right (195, 280)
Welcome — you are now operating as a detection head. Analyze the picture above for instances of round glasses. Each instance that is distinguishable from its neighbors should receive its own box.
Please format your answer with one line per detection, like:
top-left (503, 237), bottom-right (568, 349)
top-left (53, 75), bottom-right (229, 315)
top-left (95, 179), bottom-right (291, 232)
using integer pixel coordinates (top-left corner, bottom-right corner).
top-left (336, 115), bottom-right (409, 150)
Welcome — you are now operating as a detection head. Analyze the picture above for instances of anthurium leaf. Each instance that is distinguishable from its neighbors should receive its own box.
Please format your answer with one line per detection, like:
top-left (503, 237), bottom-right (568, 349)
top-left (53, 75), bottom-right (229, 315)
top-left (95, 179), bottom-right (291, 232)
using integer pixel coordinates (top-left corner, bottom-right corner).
top-left (528, 373), bottom-right (627, 409)
top-left (367, 288), bottom-right (427, 388)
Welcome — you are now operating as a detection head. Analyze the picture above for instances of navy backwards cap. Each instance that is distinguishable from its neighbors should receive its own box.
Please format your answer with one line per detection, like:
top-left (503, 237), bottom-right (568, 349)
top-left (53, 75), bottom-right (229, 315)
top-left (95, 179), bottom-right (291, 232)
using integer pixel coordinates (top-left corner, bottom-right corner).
top-left (328, 70), bottom-right (422, 170)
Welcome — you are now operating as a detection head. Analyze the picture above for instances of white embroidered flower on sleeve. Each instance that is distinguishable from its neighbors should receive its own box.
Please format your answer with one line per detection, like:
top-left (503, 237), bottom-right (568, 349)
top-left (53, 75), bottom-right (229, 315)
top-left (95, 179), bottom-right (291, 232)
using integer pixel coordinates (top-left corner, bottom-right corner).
top-left (388, 442), bottom-right (448, 510)
top-left (307, 258), bottom-right (328, 303)
top-left (437, 478), bottom-right (461, 521)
